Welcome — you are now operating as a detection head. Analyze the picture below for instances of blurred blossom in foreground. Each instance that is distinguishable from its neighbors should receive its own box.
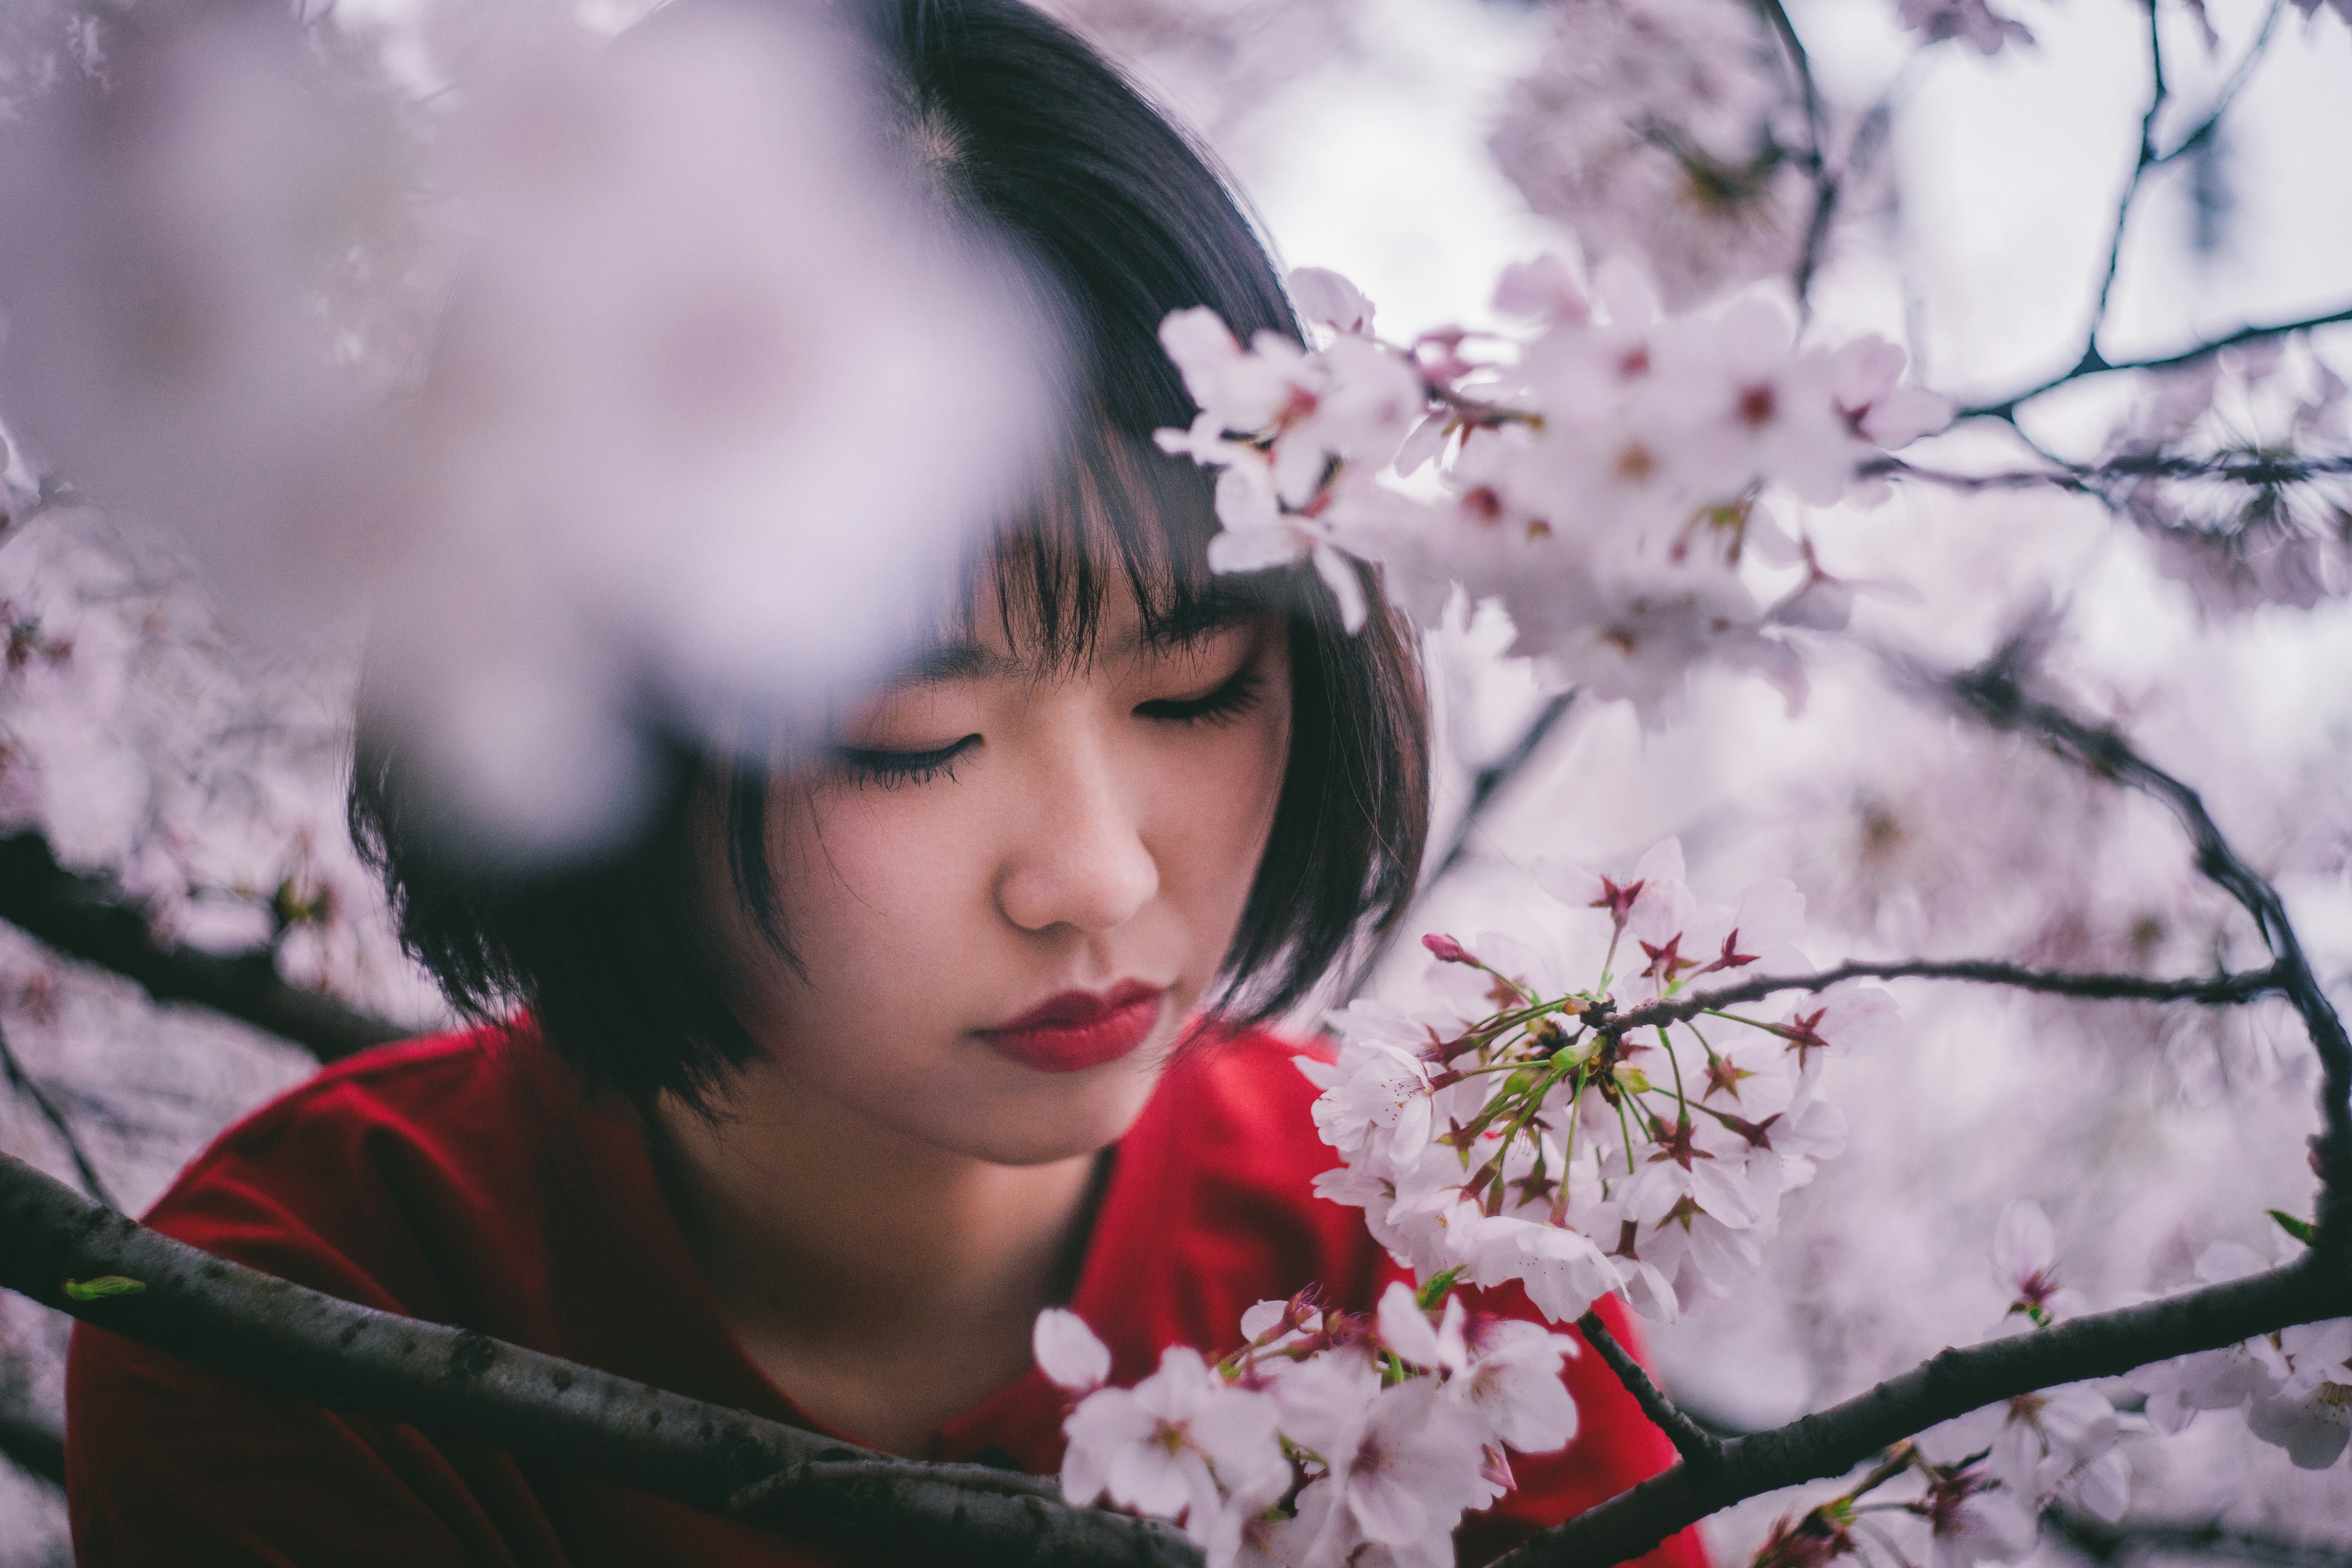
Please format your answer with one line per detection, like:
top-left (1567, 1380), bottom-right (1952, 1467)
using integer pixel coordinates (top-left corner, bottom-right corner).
top-left (1489, 0), bottom-right (1810, 310)
top-left (0, 0), bottom-right (1063, 864)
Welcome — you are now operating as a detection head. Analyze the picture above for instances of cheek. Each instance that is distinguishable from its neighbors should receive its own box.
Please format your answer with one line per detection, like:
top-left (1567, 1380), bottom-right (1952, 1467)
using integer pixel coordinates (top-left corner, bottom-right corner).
top-left (759, 790), bottom-right (991, 1018)
top-left (1143, 699), bottom-right (1291, 924)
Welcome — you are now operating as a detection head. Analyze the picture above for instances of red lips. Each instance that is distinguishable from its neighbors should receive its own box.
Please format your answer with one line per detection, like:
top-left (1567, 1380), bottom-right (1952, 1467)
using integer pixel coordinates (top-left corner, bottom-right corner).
top-left (978, 979), bottom-right (1165, 1073)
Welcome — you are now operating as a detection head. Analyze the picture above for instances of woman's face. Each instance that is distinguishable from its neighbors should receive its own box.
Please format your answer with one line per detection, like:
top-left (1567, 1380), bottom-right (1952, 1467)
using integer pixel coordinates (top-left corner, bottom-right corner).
top-left (702, 581), bottom-right (1292, 1165)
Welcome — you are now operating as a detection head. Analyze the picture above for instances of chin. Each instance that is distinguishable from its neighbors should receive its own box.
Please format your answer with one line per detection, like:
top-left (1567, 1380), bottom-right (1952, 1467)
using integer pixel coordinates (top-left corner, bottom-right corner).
top-left (927, 1059), bottom-right (1164, 1167)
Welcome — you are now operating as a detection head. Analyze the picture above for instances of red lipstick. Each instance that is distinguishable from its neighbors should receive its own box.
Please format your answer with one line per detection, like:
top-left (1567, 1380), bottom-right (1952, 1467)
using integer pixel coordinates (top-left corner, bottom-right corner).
top-left (978, 979), bottom-right (1165, 1073)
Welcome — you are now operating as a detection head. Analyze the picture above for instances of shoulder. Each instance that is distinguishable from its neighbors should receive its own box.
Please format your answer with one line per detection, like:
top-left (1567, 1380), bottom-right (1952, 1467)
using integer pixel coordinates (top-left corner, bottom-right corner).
top-left (130, 1022), bottom-right (575, 1312)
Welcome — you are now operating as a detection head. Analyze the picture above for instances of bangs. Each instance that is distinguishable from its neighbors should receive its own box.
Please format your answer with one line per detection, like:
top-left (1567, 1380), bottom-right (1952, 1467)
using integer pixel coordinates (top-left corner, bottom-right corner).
top-left (959, 408), bottom-right (1290, 672)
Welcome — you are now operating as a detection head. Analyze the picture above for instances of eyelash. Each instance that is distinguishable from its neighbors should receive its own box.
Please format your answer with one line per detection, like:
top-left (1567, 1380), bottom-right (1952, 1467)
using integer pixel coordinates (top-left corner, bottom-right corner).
top-left (834, 737), bottom-right (976, 790)
top-left (835, 665), bottom-right (1264, 789)
top-left (1135, 665), bottom-right (1263, 727)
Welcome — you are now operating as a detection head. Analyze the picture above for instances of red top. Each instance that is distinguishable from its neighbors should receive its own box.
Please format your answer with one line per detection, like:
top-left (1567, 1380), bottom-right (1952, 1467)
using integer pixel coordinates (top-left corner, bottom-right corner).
top-left (65, 1023), bottom-right (1708, 1568)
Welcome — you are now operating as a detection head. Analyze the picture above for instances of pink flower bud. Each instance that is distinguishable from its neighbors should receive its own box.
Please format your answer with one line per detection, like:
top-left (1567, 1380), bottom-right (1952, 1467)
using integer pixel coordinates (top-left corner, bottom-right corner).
top-left (1422, 932), bottom-right (1474, 964)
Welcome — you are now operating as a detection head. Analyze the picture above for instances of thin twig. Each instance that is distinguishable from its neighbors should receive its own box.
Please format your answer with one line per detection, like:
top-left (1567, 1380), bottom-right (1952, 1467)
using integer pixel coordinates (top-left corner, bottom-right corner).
top-left (0, 1018), bottom-right (111, 1208)
top-left (1875, 451), bottom-right (2352, 495)
top-left (2079, 0), bottom-right (2173, 352)
top-left (0, 1151), bottom-right (1195, 1567)
top-left (1595, 956), bottom-right (2285, 1042)
top-left (1746, 0), bottom-right (1832, 307)
top-left (1925, 655), bottom-right (2352, 1250)
top-left (0, 830), bottom-right (412, 1063)
top-left (1426, 691), bottom-right (1580, 898)
top-left (1955, 298), bottom-right (2352, 422)
top-left (1574, 1310), bottom-right (1722, 1472)
top-left (1945, 0), bottom-right (2345, 425)
top-left (0, 1364), bottom-right (64, 1490)
top-left (2147, 0), bottom-right (2288, 171)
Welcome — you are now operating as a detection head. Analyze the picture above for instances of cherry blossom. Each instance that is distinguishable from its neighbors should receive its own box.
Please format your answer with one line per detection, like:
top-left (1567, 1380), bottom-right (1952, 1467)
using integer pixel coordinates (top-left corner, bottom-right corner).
top-left (1488, 0), bottom-right (1810, 307)
top-left (1774, 984), bottom-right (1900, 1068)
top-left (1154, 264), bottom-right (1951, 723)
top-left (1058, 1343), bottom-right (1288, 1557)
top-left (1299, 839), bottom-right (1894, 1329)
top-left (1034, 1305), bottom-right (1113, 1395)
top-left (1918, 1464), bottom-right (2039, 1568)
top-left (2247, 1318), bottom-right (2352, 1469)
top-left (1990, 1200), bottom-right (2088, 1328)
top-left (2127, 1234), bottom-right (2352, 1472)
top-left (1047, 1281), bottom-right (1584, 1566)
top-left (1896, 0), bottom-right (2035, 53)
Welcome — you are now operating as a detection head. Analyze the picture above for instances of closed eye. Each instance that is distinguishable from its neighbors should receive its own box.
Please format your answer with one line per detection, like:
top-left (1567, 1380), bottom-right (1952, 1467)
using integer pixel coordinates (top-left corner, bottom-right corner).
top-left (833, 735), bottom-right (979, 788)
top-left (1135, 664), bottom-right (1263, 725)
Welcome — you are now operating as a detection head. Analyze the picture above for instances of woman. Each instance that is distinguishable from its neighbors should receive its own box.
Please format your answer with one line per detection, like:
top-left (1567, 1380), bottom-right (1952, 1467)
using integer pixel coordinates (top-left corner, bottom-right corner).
top-left (64, 1), bottom-right (1706, 1563)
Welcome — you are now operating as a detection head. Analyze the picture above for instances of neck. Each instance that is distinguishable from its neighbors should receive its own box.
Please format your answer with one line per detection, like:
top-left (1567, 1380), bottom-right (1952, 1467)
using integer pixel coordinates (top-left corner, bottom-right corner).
top-left (648, 1063), bottom-right (1102, 1358)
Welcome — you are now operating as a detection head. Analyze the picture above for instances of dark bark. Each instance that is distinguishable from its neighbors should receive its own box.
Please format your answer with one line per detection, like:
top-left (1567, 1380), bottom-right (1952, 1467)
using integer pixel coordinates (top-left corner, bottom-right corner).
top-left (0, 1016), bottom-right (111, 1207)
top-left (1599, 955), bottom-right (2284, 1037)
top-left (1494, 1254), bottom-right (2352, 1567)
top-left (1575, 1311), bottom-right (1722, 1473)
top-left (0, 1399), bottom-right (65, 1488)
top-left (0, 830), bottom-right (411, 1064)
top-left (0, 1150), bottom-right (1198, 1567)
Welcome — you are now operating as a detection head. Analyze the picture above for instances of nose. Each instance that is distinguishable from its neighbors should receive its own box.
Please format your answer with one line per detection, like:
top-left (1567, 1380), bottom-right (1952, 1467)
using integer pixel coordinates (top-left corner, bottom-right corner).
top-left (994, 728), bottom-right (1159, 935)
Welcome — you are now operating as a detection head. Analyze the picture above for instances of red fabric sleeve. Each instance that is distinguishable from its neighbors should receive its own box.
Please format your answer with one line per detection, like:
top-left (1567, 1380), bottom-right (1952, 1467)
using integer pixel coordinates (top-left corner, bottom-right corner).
top-left (66, 1329), bottom-right (543, 1568)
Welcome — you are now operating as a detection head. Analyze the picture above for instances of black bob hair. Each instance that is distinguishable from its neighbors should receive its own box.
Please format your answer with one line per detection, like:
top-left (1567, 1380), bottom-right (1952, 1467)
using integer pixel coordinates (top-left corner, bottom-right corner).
top-left (350, 0), bottom-right (1431, 1112)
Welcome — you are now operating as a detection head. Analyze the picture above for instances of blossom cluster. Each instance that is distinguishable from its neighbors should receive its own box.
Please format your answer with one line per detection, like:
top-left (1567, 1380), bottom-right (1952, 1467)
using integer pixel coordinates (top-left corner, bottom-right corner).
top-left (1911, 1201), bottom-right (2131, 1564)
top-left (1153, 261), bottom-right (1950, 718)
top-left (1035, 1280), bottom-right (1580, 1568)
top-left (1738, 1202), bottom-right (2137, 1568)
top-left (2129, 1227), bottom-right (2352, 1473)
top-left (2105, 343), bottom-right (2352, 619)
top-left (1910, 1205), bottom-right (2352, 1568)
top-left (1309, 838), bottom-right (1893, 1326)
top-left (1488, 0), bottom-right (1811, 308)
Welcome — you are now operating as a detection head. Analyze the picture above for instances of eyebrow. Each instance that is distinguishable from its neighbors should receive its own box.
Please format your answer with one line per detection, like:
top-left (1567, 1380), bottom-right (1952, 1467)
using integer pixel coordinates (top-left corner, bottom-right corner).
top-left (903, 594), bottom-right (1260, 688)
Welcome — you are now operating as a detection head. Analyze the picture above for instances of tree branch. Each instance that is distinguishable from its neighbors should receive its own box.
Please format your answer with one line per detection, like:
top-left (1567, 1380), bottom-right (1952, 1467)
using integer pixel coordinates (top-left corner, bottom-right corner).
top-left (0, 1016), bottom-right (112, 1208)
top-left (1492, 1253), bottom-right (2352, 1567)
top-left (1495, 666), bottom-right (2352, 1565)
top-left (2146, 0), bottom-right (2288, 172)
top-left (1874, 450), bottom-right (2352, 496)
top-left (1940, 0), bottom-right (2336, 424)
top-left (0, 1151), bottom-right (1198, 1567)
top-left (1954, 301), bottom-right (2352, 422)
top-left (1595, 956), bottom-right (2285, 1041)
top-left (2081, 0), bottom-right (2172, 350)
top-left (0, 830), bottom-right (412, 1064)
top-left (1744, 0), bottom-right (1834, 308)
top-left (1573, 1310), bottom-right (1722, 1472)
top-left (1929, 657), bottom-right (2352, 1250)
top-left (0, 1398), bottom-right (64, 1489)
